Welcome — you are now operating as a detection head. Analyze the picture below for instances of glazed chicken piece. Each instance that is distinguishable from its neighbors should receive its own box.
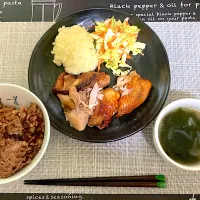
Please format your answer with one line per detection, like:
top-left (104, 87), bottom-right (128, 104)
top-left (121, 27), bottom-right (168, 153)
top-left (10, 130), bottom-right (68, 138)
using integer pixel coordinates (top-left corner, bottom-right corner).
top-left (57, 87), bottom-right (91, 131)
top-left (53, 73), bottom-right (76, 94)
top-left (54, 71), bottom-right (110, 131)
top-left (57, 94), bottom-right (75, 111)
top-left (88, 88), bottom-right (120, 129)
top-left (116, 71), bottom-right (152, 118)
top-left (53, 71), bottom-right (110, 94)
top-left (57, 84), bottom-right (102, 131)
top-left (81, 71), bottom-right (110, 90)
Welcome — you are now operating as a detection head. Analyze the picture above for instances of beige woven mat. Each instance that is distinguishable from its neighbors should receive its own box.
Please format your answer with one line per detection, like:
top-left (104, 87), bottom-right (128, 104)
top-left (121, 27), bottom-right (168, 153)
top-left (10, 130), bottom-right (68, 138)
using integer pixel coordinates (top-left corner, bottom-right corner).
top-left (0, 22), bottom-right (200, 193)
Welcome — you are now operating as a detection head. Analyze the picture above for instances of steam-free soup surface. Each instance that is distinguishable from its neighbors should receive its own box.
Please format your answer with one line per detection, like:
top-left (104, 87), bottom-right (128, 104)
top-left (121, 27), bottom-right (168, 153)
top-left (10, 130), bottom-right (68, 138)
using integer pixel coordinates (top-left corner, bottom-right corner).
top-left (159, 108), bottom-right (200, 165)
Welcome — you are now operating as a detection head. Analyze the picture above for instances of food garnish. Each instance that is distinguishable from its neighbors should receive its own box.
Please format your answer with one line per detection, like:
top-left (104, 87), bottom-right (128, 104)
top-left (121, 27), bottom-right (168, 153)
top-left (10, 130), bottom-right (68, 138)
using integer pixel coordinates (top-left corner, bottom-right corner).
top-left (90, 17), bottom-right (146, 76)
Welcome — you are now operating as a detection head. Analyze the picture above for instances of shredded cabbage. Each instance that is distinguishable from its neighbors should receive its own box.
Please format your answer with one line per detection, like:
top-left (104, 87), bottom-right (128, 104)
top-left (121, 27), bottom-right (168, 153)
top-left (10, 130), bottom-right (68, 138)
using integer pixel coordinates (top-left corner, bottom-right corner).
top-left (90, 17), bottom-right (146, 76)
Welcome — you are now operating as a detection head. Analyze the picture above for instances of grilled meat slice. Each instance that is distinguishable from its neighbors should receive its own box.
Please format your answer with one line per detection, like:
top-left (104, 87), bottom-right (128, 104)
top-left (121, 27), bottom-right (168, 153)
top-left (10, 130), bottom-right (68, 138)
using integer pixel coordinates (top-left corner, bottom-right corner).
top-left (81, 72), bottom-right (111, 90)
top-left (116, 71), bottom-right (152, 118)
top-left (57, 87), bottom-right (91, 131)
top-left (96, 72), bottom-right (111, 88)
top-left (53, 72), bottom-right (76, 94)
top-left (64, 109), bottom-right (89, 131)
top-left (74, 72), bottom-right (98, 91)
top-left (88, 88), bottom-right (120, 129)
top-left (53, 72), bottom-right (110, 94)
top-left (57, 94), bottom-right (75, 111)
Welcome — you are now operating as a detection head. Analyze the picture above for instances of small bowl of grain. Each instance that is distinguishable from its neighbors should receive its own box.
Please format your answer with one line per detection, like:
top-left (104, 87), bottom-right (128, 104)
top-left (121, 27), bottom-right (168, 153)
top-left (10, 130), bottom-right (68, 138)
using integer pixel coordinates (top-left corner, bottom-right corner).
top-left (0, 83), bottom-right (50, 184)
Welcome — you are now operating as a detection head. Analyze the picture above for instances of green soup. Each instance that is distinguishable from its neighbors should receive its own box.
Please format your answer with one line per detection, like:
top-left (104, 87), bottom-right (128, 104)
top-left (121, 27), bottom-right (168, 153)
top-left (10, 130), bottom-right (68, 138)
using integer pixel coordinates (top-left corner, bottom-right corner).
top-left (159, 107), bottom-right (200, 165)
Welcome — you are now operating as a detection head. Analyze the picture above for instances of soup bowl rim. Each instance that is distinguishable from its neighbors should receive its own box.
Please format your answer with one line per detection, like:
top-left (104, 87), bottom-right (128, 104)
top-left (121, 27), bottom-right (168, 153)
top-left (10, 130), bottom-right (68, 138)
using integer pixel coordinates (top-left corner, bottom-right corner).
top-left (153, 98), bottom-right (200, 171)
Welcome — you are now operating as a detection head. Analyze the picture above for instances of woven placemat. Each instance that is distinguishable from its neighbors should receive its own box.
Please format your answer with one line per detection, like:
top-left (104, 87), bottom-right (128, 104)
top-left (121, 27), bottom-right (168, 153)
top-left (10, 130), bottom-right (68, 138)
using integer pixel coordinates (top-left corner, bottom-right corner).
top-left (0, 22), bottom-right (200, 193)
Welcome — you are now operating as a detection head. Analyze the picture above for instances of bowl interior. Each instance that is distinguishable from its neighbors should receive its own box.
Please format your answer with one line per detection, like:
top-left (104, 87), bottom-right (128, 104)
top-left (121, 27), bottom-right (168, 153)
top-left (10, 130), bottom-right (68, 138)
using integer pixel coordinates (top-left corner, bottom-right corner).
top-left (28, 8), bottom-right (170, 142)
top-left (0, 84), bottom-right (50, 184)
top-left (154, 98), bottom-right (200, 171)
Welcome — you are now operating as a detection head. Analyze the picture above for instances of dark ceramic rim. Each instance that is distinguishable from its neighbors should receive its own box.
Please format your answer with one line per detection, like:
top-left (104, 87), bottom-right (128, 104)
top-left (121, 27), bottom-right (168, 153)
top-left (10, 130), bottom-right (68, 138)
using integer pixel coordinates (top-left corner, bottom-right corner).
top-left (28, 8), bottom-right (171, 143)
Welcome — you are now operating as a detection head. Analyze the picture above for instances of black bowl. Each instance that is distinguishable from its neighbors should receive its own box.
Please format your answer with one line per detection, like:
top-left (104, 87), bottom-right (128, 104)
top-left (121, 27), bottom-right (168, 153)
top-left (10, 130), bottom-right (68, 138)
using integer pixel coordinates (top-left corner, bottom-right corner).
top-left (28, 8), bottom-right (170, 143)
